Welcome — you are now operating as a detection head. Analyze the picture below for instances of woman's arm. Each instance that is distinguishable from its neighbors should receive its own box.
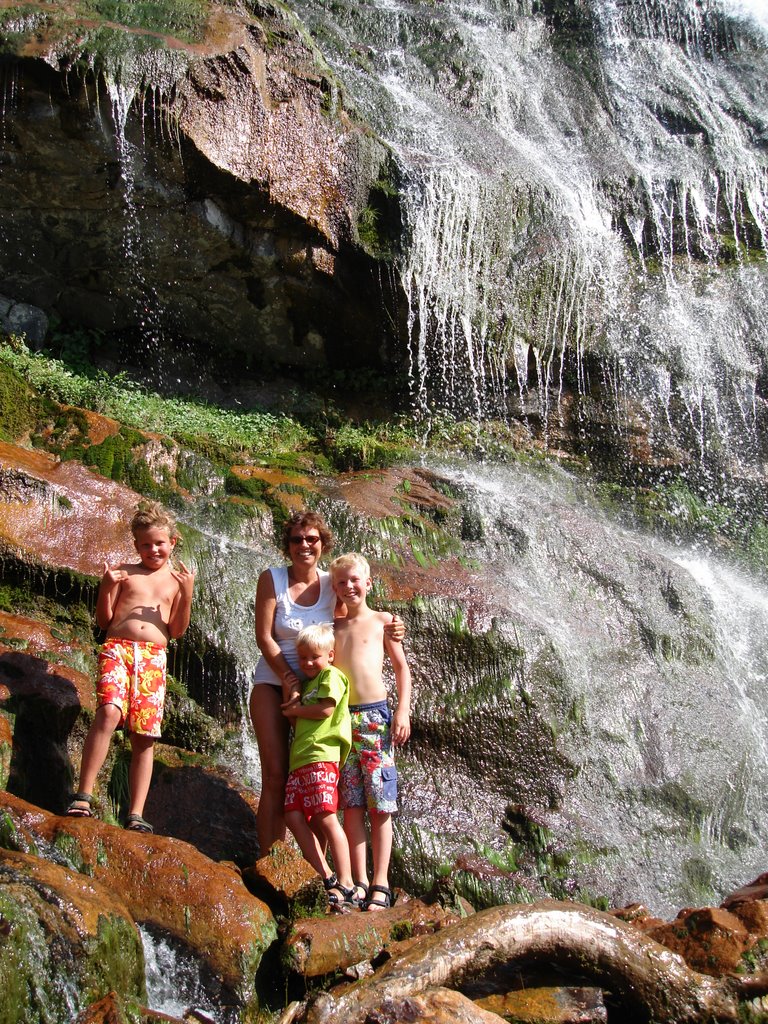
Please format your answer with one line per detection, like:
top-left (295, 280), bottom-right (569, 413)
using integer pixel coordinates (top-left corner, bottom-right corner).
top-left (385, 614), bottom-right (405, 642)
top-left (255, 569), bottom-right (299, 700)
top-left (282, 697), bottom-right (335, 720)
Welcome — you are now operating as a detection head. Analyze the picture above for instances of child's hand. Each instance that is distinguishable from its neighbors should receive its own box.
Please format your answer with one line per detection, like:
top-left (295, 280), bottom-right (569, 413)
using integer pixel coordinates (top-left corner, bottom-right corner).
top-left (392, 706), bottom-right (411, 746)
top-left (281, 695), bottom-right (300, 719)
top-left (171, 561), bottom-right (196, 595)
top-left (102, 562), bottom-right (127, 586)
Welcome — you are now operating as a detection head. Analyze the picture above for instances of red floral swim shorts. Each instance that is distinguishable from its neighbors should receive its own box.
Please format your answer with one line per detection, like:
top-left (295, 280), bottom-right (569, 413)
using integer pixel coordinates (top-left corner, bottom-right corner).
top-left (97, 637), bottom-right (167, 738)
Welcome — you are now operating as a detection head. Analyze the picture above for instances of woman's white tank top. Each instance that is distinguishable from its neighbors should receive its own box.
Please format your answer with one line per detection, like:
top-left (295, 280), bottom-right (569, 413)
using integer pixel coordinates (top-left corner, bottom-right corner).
top-left (252, 566), bottom-right (336, 686)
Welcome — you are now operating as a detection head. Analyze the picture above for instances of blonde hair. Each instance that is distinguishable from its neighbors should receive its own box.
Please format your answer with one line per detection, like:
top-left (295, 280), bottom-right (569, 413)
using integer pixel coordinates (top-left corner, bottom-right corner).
top-left (329, 552), bottom-right (371, 580)
top-left (130, 500), bottom-right (179, 541)
top-left (296, 622), bottom-right (335, 653)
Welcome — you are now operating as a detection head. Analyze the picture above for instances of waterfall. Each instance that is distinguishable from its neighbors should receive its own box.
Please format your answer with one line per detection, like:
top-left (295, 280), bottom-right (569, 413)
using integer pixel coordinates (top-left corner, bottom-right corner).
top-left (288, 0), bottom-right (768, 482)
top-left (393, 458), bottom-right (768, 914)
top-left (141, 926), bottom-right (224, 1023)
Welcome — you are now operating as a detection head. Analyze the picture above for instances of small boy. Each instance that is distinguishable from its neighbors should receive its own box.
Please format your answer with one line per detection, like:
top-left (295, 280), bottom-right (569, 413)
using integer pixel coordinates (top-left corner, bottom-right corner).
top-left (329, 553), bottom-right (412, 912)
top-left (66, 501), bottom-right (195, 833)
top-left (281, 622), bottom-right (357, 909)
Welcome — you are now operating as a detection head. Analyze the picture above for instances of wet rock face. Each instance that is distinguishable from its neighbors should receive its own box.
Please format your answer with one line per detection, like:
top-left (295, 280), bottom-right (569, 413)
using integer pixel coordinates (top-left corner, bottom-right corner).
top-left (0, 791), bottom-right (277, 1013)
top-left (0, 847), bottom-right (146, 1020)
top-left (0, 3), bottom-right (403, 383)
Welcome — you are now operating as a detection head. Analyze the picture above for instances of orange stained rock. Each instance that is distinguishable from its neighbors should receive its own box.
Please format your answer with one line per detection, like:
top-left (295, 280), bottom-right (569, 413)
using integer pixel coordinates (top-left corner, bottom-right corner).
top-left (338, 986), bottom-right (504, 1024)
top-left (722, 873), bottom-right (768, 908)
top-left (333, 468), bottom-right (454, 520)
top-left (0, 792), bottom-right (276, 994)
top-left (0, 640), bottom-right (94, 714)
top-left (730, 900), bottom-right (768, 938)
top-left (477, 986), bottom-right (606, 1023)
top-left (0, 439), bottom-right (137, 575)
top-left (231, 465), bottom-right (313, 489)
top-left (229, 465), bottom-right (321, 516)
top-left (282, 898), bottom-right (461, 978)
top-left (0, 846), bottom-right (136, 939)
top-left (645, 906), bottom-right (751, 975)
top-left (75, 992), bottom-right (129, 1024)
top-left (74, 408), bottom-right (121, 447)
top-left (243, 838), bottom-right (319, 905)
top-left (0, 610), bottom-right (87, 657)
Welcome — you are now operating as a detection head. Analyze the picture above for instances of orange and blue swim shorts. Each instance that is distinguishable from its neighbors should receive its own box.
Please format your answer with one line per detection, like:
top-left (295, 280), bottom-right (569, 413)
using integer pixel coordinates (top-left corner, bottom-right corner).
top-left (97, 637), bottom-right (167, 738)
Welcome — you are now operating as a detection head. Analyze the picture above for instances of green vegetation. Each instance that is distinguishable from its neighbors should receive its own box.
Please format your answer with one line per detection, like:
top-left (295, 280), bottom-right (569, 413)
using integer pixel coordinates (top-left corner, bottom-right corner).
top-left (87, 0), bottom-right (210, 39)
top-left (1, 342), bottom-right (311, 459)
top-left (595, 476), bottom-right (768, 577)
top-left (0, 0), bottom-right (214, 46)
top-left (0, 338), bottom-right (550, 490)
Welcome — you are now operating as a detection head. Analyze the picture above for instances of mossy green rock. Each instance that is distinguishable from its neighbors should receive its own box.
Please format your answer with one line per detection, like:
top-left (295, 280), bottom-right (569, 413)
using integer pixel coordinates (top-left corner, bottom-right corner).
top-left (0, 847), bottom-right (146, 1023)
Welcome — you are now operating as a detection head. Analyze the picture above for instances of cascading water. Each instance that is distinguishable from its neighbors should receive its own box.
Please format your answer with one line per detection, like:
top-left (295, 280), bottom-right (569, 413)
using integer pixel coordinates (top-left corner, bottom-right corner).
top-left (141, 926), bottom-right (224, 1024)
top-left (276, 0), bottom-right (768, 912)
top-left (288, 0), bottom-right (768, 484)
top-left (391, 459), bottom-right (768, 914)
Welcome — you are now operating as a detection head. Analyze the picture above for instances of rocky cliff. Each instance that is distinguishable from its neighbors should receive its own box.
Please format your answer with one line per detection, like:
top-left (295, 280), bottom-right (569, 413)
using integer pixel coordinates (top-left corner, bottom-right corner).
top-left (0, 0), bottom-right (403, 391)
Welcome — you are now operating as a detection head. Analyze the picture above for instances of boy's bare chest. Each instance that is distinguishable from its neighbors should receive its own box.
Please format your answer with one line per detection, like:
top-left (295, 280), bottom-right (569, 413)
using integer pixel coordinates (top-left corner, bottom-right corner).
top-left (336, 618), bottom-right (384, 663)
top-left (121, 572), bottom-right (176, 607)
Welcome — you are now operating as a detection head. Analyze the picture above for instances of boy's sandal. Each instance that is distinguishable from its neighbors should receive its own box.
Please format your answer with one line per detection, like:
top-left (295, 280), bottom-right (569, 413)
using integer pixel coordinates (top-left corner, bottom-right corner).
top-left (352, 881), bottom-right (369, 908)
top-left (323, 874), bottom-right (357, 911)
top-left (365, 884), bottom-right (393, 911)
top-left (66, 792), bottom-right (94, 818)
top-left (124, 813), bottom-right (154, 834)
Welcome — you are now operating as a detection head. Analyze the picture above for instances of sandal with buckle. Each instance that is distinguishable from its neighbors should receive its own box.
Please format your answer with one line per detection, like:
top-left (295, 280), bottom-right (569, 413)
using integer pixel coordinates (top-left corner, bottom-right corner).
top-left (365, 884), bottom-right (393, 911)
top-left (124, 813), bottom-right (154, 834)
top-left (352, 881), bottom-right (369, 908)
top-left (66, 792), bottom-right (94, 818)
top-left (323, 873), bottom-right (356, 911)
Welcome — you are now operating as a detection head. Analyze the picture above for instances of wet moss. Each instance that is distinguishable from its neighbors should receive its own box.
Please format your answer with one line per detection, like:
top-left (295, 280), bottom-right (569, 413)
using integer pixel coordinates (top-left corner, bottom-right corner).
top-left (0, 882), bottom-right (146, 1022)
top-left (52, 832), bottom-right (95, 876)
top-left (0, 735), bottom-right (10, 790)
top-left (0, 361), bottom-right (44, 442)
top-left (0, 575), bottom-right (97, 647)
top-left (85, 0), bottom-right (210, 40)
top-left (162, 675), bottom-right (225, 755)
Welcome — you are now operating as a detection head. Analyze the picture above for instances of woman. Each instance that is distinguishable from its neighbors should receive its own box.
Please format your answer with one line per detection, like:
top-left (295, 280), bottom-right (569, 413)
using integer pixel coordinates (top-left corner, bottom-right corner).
top-left (250, 510), bottom-right (402, 853)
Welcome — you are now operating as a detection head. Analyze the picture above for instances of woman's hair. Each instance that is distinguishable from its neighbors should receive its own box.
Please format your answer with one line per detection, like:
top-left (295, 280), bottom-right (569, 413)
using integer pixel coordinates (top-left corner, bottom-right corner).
top-left (295, 622), bottom-right (335, 653)
top-left (130, 500), bottom-right (179, 541)
top-left (280, 510), bottom-right (334, 557)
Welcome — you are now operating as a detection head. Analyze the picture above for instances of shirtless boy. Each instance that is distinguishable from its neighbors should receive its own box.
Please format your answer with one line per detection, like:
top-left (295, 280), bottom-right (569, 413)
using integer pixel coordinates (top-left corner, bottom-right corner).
top-left (329, 553), bottom-right (412, 911)
top-left (66, 501), bottom-right (195, 832)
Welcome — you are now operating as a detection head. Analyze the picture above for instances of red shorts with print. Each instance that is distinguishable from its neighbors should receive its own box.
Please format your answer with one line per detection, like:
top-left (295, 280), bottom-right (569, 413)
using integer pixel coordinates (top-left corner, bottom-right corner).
top-left (97, 637), bottom-right (167, 738)
top-left (284, 761), bottom-right (340, 820)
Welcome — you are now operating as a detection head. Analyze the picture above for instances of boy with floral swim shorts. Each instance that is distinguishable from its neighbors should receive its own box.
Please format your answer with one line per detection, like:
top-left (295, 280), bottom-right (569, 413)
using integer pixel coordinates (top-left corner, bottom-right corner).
top-left (281, 622), bottom-right (357, 910)
top-left (66, 501), bottom-right (195, 833)
top-left (329, 553), bottom-right (412, 911)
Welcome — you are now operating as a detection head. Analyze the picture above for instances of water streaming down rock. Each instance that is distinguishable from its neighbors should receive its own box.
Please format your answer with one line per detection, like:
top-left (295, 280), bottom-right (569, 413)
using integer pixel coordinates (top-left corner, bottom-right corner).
top-left (393, 459), bottom-right (768, 915)
top-left (141, 925), bottom-right (225, 1024)
top-left (289, 0), bottom-right (768, 481)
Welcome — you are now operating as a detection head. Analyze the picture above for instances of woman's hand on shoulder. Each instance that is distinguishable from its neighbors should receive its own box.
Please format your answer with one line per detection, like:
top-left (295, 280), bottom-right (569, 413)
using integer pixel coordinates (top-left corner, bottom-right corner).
top-left (385, 614), bottom-right (406, 643)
